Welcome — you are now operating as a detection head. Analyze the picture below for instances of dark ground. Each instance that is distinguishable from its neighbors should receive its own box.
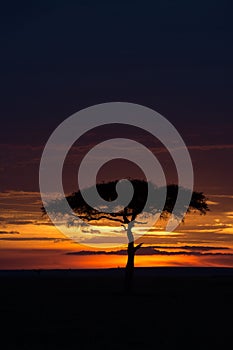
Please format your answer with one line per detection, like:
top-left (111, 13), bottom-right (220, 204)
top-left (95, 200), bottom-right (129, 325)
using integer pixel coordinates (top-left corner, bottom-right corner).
top-left (0, 267), bottom-right (233, 349)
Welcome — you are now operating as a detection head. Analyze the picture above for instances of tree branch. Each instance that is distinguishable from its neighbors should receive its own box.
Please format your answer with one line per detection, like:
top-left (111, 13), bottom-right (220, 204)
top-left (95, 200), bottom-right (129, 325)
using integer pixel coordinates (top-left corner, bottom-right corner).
top-left (134, 220), bottom-right (147, 225)
top-left (78, 215), bottom-right (125, 224)
top-left (123, 208), bottom-right (130, 224)
top-left (134, 243), bottom-right (143, 252)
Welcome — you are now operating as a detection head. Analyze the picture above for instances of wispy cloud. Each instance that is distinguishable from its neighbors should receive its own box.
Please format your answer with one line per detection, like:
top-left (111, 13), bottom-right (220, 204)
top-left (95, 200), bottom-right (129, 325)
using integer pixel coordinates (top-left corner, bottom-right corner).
top-left (149, 144), bottom-right (233, 154)
top-left (188, 144), bottom-right (233, 151)
top-left (82, 228), bottom-right (101, 234)
top-left (208, 194), bottom-right (233, 199)
top-left (0, 144), bottom-right (43, 151)
top-left (146, 245), bottom-right (229, 251)
top-left (0, 191), bottom-right (40, 199)
top-left (206, 200), bottom-right (219, 205)
top-left (0, 230), bottom-right (20, 235)
top-left (197, 223), bottom-right (233, 230)
top-left (0, 237), bottom-right (68, 242)
top-left (66, 245), bottom-right (232, 256)
top-left (5, 220), bottom-right (34, 225)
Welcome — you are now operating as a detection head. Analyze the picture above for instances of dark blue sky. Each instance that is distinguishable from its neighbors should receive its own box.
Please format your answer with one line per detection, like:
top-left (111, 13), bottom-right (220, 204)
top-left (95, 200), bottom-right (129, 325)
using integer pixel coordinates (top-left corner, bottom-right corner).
top-left (0, 0), bottom-right (233, 194)
top-left (0, 0), bottom-right (232, 146)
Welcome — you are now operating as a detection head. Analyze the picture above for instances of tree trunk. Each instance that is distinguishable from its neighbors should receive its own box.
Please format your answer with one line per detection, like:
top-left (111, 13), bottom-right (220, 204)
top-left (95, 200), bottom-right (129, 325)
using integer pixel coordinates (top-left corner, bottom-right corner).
top-left (124, 223), bottom-right (142, 293)
top-left (125, 241), bottom-right (135, 293)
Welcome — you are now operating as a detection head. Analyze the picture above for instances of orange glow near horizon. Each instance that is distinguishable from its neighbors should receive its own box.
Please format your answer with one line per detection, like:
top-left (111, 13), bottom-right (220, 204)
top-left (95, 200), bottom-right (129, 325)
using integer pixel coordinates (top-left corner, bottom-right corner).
top-left (0, 190), bottom-right (233, 269)
top-left (1, 248), bottom-right (233, 270)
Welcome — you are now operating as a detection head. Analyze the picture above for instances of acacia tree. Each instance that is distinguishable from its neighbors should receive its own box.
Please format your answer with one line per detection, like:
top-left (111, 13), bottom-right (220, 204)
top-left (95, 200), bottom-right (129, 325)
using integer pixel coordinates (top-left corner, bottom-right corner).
top-left (42, 179), bottom-right (209, 292)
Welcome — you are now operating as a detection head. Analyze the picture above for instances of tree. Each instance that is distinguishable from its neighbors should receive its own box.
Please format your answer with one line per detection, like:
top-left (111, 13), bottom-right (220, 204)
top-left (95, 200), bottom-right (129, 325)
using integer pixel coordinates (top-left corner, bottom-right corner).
top-left (41, 179), bottom-right (209, 292)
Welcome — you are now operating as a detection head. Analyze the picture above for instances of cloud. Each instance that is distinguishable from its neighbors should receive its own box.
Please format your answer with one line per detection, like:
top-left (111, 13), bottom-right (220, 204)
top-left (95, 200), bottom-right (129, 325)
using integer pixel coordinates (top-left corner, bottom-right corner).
top-left (188, 144), bottom-right (233, 151)
top-left (5, 220), bottom-right (34, 225)
top-left (148, 245), bottom-right (229, 251)
top-left (34, 222), bottom-right (53, 226)
top-left (0, 191), bottom-right (40, 199)
top-left (4, 219), bottom-right (52, 226)
top-left (66, 245), bottom-right (232, 256)
top-left (226, 212), bottom-right (233, 219)
top-left (0, 144), bottom-right (43, 151)
top-left (206, 200), bottom-right (219, 205)
top-left (82, 228), bottom-right (101, 234)
top-left (0, 237), bottom-right (68, 242)
top-left (0, 230), bottom-right (20, 234)
top-left (2, 142), bottom-right (233, 153)
top-left (208, 194), bottom-right (233, 199)
top-left (0, 216), bottom-right (52, 226)
top-left (197, 223), bottom-right (233, 230)
top-left (149, 144), bottom-right (233, 154)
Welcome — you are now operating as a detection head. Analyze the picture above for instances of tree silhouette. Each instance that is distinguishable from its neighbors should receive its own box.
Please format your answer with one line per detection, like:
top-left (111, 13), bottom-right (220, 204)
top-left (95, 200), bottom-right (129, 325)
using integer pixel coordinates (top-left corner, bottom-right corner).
top-left (42, 179), bottom-right (209, 292)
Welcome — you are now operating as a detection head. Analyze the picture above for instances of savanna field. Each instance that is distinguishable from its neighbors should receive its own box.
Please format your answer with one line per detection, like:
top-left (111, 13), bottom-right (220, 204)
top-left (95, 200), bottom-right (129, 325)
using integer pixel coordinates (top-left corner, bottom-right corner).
top-left (1, 268), bottom-right (233, 349)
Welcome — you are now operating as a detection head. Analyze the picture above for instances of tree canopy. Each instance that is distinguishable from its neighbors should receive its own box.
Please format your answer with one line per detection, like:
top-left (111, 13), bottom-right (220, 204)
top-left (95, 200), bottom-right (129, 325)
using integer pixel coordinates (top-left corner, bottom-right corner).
top-left (42, 179), bottom-right (209, 226)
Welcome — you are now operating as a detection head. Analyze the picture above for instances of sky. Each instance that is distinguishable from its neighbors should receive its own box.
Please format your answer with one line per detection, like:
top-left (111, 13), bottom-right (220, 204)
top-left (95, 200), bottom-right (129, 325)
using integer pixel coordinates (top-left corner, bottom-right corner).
top-left (0, 0), bottom-right (233, 269)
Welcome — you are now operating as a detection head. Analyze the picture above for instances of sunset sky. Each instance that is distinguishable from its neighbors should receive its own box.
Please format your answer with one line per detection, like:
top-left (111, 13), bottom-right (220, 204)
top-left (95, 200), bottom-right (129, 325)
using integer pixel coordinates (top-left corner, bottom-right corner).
top-left (0, 1), bottom-right (233, 269)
